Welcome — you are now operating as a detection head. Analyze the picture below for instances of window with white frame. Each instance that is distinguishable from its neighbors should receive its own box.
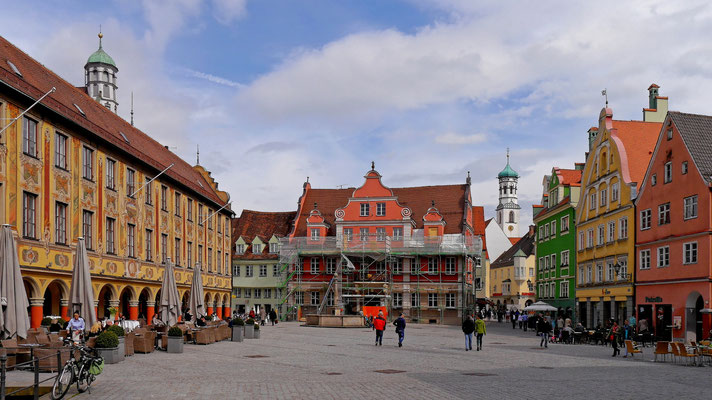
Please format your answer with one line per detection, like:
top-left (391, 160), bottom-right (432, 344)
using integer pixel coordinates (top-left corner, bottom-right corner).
top-left (392, 227), bottom-right (403, 240)
top-left (561, 215), bottom-right (569, 232)
top-left (410, 260), bottom-right (419, 274)
top-left (544, 256), bottom-right (550, 270)
top-left (411, 292), bottom-right (420, 307)
top-left (664, 162), bottom-right (672, 183)
top-left (587, 229), bottom-right (594, 248)
top-left (682, 161), bottom-right (688, 175)
top-left (684, 196), bottom-right (698, 220)
top-left (550, 221), bottom-right (556, 237)
top-left (360, 228), bottom-right (369, 241)
top-left (254, 288), bottom-right (261, 299)
top-left (611, 182), bottom-right (619, 202)
top-left (445, 293), bottom-right (456, 308)
top-left (596, 264), bottom-right (603, 282)
top-left (244, 288), bottom-right (251, 298)
top-left (578, 266), bottom-right (584, 284)
top-left (310, 292), bottom-right (320, 305)
top-left (428, 258), bottom-right (438, 274)
top-left (684, 242), bottom-right (698, 265)
top-left (590, 192), bottom-right (597, 210)
top-left (22, 117), bottom-right (38, 157)
top-left (600, 188), bottom-right (607, 206)
top-left (253, 243), bottom-right (262, 253)
top-left (445, 257), bottom-right (456, 274)
top-left (22, 192), bottom-right (37, 239)
top-left (538, 257), bottom-right (544, 272)
top-left (560, 281), bottom-right (569, 298)
top-left (233, 265), bottom-right (240, 276)
top-left (245, 265), bottom-right (253, 277)
top-left (233, 288), bottom-right (241, 298)
top-left (376, 202), bottom-right (386, 216)
top-left (310, 258), bottom-right (320, 274)
top-left (551, 254), bottom-right (556, 270)
top-left (360, 203), bottom-right (370, 216)
top-left (326, 258), bottom-right (336, 274)
top-left (295, 291), bottom-right (303, 305)
top-left (265, 288), bottom-right (272, 299)
top-left (55, 202), bottom-right (67, 244)
top-left (579, 232), bottom-right (585, 250)
top-left (270, 242), bottom-right (279, 253)
top-left (392, 258), bottom-right (402, 274)
top-left (236, 244), bottom-right (245, 254)
top-left (658, 203), bottom-right (670, 225)
top-left (105, 159), bottom-right (116, 190)
top-left (617, 259), bottom-right (627, 280)
top-left (393, 292), bottom-right (402, 307)
top-left (640, 209), bottom-right (651, 230)
top-left (311, 228), bottom-right (320, 240)
top-left (651, 174), bottom-right (657, 186)
top-left (657, 246), bottom-right (670, 267)
top-left (343, 228), bottom-right (353, 241)
top-left (55, 132), bottom-right (68, 169)
top-left (545, 223), bottom-right (550, 238)
top-left (375, 261), bottom-right (386, 275)
top-left (273, 265), bottom-right (280, 276)
top-left (639, 250), bottom-right (651, 270)
top-left (587, 265), bottom-right (592, 283)
top-left (561, 250), bottom-right (569, 267)
top-left (376, 227), bottom-right (386, 241)
top-left (619, 217), bottom-right (628, 239)
top-left (598, 225), bottom-right (605, 245)
top-left (428, 293), bottom-right (438, 307)
top-left (606, 261), bottom-right (615, 281)
top-left (607, 221), bottom-right (616, 242)
top-left (259, 265), bottom-right (267, 277)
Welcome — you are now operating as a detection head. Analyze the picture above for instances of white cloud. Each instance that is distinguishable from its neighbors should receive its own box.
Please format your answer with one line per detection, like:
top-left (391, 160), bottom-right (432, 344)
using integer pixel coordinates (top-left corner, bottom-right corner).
top-left (435, 132), bottom-right (487, 145)
top-left (212, 0), bottom-right (248, 25)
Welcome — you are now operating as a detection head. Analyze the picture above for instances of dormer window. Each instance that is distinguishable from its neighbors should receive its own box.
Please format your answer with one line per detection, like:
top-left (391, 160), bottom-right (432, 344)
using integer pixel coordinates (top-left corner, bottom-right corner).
top-left (252, 243), bottom-right (262, 253)
top-left (235, 244), bottom-right (245, 254)
top-left (360, 203), bottom-right (370, 216)
top-left (311, 229), bottom-right (320, 240)
top-left (269, 242), bottom-right (279, 253)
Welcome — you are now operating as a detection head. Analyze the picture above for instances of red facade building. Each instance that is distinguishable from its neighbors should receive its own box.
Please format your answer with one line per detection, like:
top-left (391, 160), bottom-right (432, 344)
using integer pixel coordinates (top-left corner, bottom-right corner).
top-left (635, 112), bottom-right (712, 342)
top-left (280, 165), bottom-right (485, 324)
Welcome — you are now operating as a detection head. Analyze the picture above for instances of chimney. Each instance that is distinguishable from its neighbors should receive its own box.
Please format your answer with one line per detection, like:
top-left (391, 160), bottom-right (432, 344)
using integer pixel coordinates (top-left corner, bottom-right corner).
top-left (528, 225), bottom-right (535, 237)
top-left (648, 84), bottom-right (660, 109)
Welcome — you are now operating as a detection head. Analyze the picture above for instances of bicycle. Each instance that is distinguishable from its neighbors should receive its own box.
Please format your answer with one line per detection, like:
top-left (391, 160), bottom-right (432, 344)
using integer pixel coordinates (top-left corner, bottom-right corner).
top-left (50, 339), bottom-right (104, 400)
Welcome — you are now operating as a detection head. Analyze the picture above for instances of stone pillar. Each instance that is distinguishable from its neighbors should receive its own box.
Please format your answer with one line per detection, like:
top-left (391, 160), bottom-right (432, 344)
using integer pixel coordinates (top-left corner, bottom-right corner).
top-left (146, 301), bottom-right (156, 323)
top-left (610, 300), bottom-right (616, 322)
top-left (207, 305), bottom-right (214, 316)
top-left (109, 300), bottom-right (120, 320)
top-left (29, 298), bottom-right (44, 328)
top-left (60, 299), bottom-right (69, 320)
top-left (216, 302), bottom-right (223, 319)
top-left (129, 301), bottom-right (139, 321)
top-left (626, 296), bottom-right (633, 322)
top-left (586, 300), bottom-right (593, 328)
top-left (595, 300), bottom-right (604, 327)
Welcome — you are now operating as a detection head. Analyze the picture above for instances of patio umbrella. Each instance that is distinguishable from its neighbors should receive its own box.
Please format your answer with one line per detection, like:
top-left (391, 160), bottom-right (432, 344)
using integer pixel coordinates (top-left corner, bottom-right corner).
top-left (0, 225), bottom-right (30, 339)
top-left (69, 238), bottom-right (97, 331)
top-left (160, 258), bottom-right (181, 326)
top-left (700, 308), bottom-right (712, 314)
top-left (188, 262), bottom-right (206, 322)
top-left (523, 301), bottom-right (558, 312)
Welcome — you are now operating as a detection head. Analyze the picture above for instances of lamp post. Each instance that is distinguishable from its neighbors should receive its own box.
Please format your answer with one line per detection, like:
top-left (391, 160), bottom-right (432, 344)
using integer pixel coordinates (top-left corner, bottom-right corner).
top-left (613, 262), bottom-right (628, 280)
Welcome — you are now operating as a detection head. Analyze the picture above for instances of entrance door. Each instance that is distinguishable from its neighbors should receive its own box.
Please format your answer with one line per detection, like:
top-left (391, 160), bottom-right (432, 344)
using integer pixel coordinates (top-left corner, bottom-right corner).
top-left (638, 304), bottom-right (652, 332)
top-left (686, 295), bottom-right (704, 342)
top-left (655, 304), bottom-right (672, 341)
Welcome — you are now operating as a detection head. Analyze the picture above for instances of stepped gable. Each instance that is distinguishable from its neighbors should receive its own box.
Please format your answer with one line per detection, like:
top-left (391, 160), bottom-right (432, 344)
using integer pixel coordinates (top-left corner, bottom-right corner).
top-left (0, 35), bottom-right (226, 207)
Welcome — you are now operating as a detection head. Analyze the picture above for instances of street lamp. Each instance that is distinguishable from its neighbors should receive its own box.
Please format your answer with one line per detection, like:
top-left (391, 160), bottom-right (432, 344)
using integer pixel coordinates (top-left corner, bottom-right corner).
top-left (613, 262), bottom-right (628, 280)
top-left (526, 279), bottom-right (533, 291)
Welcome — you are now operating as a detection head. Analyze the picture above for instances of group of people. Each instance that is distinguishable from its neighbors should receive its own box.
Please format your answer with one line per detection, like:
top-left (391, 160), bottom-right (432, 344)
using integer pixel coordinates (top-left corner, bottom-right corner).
top-left (461, 314), bottom-right (487, 351)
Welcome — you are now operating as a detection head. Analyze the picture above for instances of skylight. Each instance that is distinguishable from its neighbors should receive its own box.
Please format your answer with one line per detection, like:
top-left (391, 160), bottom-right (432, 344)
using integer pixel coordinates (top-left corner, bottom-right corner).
top-left (73, 103), bottom-right (85, 116)
top-left (119, 131), bottom-right (130, 143)
top-left (6, 60), bottom-right (22, 77)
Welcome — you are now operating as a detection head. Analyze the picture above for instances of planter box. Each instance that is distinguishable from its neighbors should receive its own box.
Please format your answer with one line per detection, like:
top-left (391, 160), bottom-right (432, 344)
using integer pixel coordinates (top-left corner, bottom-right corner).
top-left (167, 336), bottom-right (184, 353)
top-left (253, 329), bottom-right (260, 339)
top-left (116, 337), bottom-right (125, 361)
top-left (231, 326), bottom-right (244, 342)
top-left (244, 325), bottom-right (254, 339)
top-left (96, 347), bottom-right (120, 364)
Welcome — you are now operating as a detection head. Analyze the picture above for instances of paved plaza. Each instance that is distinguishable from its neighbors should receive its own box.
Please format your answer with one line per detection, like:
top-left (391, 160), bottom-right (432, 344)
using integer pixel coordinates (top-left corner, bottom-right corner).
top-left (55, 322), bottom-right (708, 399)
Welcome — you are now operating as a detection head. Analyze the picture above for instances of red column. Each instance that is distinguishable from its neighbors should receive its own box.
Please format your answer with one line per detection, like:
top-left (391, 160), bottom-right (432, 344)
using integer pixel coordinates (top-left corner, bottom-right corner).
top-left (224, 306), bottom-right (231, 319)
top-left (207, 306), bottom-right (214, 316)
top-left (60, 300), bottom-right (69, 320)
top-left (129, 301), bottom-right (139, 321)
top-left (30, 298), bottom-right (44, 329)
top-left (146, 302), bottom-right (155, 324)
top-left (216, 304), bottom-right (223, 319)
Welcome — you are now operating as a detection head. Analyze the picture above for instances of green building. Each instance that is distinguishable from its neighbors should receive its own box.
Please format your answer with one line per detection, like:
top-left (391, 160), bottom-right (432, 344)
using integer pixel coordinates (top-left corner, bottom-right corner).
top-left (532, 165), bottom-right (583, 320)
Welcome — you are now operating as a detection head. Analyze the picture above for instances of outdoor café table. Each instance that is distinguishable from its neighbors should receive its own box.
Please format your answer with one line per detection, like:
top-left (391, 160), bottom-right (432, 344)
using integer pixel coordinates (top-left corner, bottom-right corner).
top-left (17, 343), bottom-right (45, 369)
top-left (119, 320), bottom-right (140, 332)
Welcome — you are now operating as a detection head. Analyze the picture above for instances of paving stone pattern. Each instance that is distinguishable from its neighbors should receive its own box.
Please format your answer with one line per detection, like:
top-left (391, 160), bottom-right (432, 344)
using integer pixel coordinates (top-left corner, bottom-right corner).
top-left (54, 322), bottom-right (709, 399)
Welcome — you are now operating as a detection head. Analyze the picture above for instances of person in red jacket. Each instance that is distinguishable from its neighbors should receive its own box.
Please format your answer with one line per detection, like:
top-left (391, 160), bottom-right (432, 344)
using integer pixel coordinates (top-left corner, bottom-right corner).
top-left (373, 311), bottom-right (387, 346)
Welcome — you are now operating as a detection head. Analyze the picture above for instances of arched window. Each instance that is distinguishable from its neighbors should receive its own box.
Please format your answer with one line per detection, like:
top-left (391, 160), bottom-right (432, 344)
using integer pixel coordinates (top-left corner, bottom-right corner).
top-left (508, 211), bottom-right (515, 223)
top-left (498, 211), bottom-right (502, 224)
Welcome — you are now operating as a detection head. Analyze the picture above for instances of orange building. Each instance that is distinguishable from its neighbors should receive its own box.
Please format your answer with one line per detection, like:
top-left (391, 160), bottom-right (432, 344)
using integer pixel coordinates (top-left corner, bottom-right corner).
top-left (0, 36), bottom-right (233, 328)
top-left (280, 165), bottom-right (485, 324)
top-left (635, 112), bottom-right (712, 342)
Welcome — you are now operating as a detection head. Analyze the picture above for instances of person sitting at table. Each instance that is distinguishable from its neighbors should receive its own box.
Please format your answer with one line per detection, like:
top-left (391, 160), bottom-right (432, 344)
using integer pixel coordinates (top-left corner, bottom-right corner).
top-left (196, 316), bottom-right (207, 327)
top-left (88, 321), bottom-right (103, 337)
top-left (49, 318), bottom-right (63, 333)
top-left (152, 314), bottom-right (165, 327)
top-left (184, 308), bottom-right (192, 322)
top-left (67, 311), bottom-right (85, 342)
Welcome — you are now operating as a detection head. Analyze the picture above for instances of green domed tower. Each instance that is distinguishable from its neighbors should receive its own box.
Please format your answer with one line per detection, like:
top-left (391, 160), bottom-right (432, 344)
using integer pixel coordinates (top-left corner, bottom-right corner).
top-left (496, 149), bottom-right (520, 237)
top-left (84, 32), bottom-right (118, 113)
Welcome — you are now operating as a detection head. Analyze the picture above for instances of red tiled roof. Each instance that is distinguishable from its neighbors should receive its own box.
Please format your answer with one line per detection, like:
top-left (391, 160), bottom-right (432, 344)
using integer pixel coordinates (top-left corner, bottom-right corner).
top-left (554, 168), bottom-right (582, 187)
top-left (508, 237), bottom-right (519, 245)
top-left (611, 120), bottom-right (662, 188)
top-left (231, 210), bottom-right (296, 259)
top-left (0, 35), bottom-right (227, 207)
top-left (293, 184), bottom-right (472, 236)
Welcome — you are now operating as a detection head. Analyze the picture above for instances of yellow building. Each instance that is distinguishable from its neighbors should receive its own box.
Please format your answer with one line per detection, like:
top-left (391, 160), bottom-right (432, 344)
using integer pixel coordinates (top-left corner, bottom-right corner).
top-left (575, 86), bottom-right (666, 327)
top-left (489, 228), bottom-right (536, 311)
top-left (0, 35), bottom-right (233, 328)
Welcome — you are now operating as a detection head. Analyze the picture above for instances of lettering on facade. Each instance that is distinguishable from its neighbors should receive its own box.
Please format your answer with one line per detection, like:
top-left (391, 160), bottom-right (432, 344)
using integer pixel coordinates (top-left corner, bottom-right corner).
top-left (645, 296), bottom-right (663, 303)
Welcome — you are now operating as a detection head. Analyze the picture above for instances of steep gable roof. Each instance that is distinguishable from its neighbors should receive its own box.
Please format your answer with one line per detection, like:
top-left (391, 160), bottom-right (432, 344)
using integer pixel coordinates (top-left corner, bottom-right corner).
top-left (554, 168), bottom-right (582, 187)
top-left (611, 120), bottom-right (662, 189)
top-left (0, 35), bottom-right (228, 207)
top-left (491, 230), bottom-right (535, 268)
top-left (668, 111), bottom-right (712, 183)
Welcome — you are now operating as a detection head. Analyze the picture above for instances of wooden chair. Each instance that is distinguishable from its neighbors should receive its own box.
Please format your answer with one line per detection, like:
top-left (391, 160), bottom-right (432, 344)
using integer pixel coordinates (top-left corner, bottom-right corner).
top-left (669, 341), bottom-right (681, 363)
top-left (675, 343), bottom-right (699, 366)
top-left (134, 331), bottom-right (157, 354)
top-left (654, 341), bottom-right (671, 362)
top-left (624, 340), bottom-right (642, 357)
top-left (125, 332), bottom-right (135, 356)
top-left (36, 348), bottom-right (70, 372)
top-left (195, 329), bottom-right (212, 345)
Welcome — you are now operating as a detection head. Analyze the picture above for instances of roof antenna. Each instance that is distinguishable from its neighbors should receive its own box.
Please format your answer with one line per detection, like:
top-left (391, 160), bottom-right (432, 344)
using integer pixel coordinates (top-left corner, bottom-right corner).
top-left (130, 92), bottom-right (134, 126)
top-left (506, 148), bottom-right (510, 164)
top-left (196, 144), bottom-right (200, 165)
top-left (601, 88), bottom-right (608, 107)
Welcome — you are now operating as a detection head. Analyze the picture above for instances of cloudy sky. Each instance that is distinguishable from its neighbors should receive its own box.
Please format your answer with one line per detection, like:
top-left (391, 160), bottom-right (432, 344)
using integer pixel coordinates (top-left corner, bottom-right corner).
top-left (3, 0), bottom-right (712, 228)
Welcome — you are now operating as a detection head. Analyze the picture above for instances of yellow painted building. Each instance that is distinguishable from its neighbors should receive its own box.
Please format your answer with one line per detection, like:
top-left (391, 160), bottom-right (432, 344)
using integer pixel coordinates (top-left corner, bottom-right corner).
top-left (575, 87), bottom-right (666, 327)
top-left (489, 229), bottom-right (536, 311)
top-left (0, 35), bottom-right (233, 327)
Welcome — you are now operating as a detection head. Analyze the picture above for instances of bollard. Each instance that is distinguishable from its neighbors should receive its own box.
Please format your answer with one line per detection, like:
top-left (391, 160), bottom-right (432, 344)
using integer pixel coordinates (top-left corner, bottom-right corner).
top-left (56, 350), bottom-right (62, 373)
top-left (1, 354), bottom-right (7, 400)
top-left (33, 357), bottom-right (39, 400)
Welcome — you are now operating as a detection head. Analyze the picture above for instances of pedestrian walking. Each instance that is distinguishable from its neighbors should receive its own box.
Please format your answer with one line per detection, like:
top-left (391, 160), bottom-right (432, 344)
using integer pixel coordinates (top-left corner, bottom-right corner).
top-left (462, 314), bottom-right (475, 351)
top-left (260, 308), bottom-right (267, 326)
top-left (521, 313), bottom-right (528, 332)
top-left (537, 314), bottom-right (551, 348)
top-left (474, 314), bottom-right (486, 351)
top-left (393, 313), bottom-right (406, 347)
top-left (609, 320), bottom-right (621, 356)
top-left (269, 309), bottom-right (278, 326)
top-left (373, 311), bottom-right (386, 346)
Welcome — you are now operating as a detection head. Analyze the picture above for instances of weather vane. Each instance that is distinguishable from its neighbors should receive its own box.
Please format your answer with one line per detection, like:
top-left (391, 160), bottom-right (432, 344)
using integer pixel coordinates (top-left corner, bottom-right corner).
top-left (602, 88), bottom-right (608, 107)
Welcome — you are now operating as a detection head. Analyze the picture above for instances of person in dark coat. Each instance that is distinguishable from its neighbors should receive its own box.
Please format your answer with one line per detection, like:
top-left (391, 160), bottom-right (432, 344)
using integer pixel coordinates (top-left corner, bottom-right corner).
top-left (462, 314), bottom-right (475, 351)
top-left (269, 309), bottom-right (278, 326)
top-left (373, 311), bottom-right (386, 346)
top-left (537, 314), bottom-right (552, 348)
top-left (393, 313), bottom-right (406, 347)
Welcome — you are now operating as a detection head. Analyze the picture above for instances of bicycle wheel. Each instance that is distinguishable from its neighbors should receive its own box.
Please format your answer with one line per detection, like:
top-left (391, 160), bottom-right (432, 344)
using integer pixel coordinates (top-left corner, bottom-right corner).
top-left (51, 363), bottom-right (74, 400)
top-left (76, 362), bottom-right (92, 393)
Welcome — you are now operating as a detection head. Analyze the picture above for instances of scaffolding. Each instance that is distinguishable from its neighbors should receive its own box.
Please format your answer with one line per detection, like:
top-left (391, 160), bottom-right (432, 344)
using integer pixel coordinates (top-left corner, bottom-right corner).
top-left (278, 232), bottom-right (483, 322)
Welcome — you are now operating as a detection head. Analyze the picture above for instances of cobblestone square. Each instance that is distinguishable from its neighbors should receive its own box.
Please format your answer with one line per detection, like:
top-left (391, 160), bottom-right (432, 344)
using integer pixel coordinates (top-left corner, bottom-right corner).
top-left (56, 321), bottom-right (709, 399)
